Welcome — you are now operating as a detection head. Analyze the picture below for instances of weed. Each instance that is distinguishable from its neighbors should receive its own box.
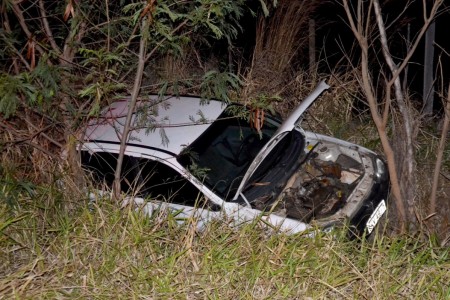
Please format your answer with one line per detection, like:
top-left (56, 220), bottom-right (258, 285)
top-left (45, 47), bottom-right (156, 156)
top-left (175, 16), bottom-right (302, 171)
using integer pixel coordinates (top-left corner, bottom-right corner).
top-left (1, 177), bottom-right (449, 299)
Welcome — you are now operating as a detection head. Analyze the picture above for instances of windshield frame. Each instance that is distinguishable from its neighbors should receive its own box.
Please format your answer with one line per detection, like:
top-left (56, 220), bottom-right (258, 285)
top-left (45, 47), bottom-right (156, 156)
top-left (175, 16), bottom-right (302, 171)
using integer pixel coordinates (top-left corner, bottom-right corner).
top-left (176, 105), bottom-right (280, 200)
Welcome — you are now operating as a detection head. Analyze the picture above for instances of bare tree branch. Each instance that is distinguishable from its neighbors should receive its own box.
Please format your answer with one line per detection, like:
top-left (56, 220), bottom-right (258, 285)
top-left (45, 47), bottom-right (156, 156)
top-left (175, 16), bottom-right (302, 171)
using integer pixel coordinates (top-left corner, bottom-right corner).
top-left (38, 0), bottom-right (61, 55)
top-left (113, 17), bottom-right (148, 200)
top-left (373, 0), bottom-right (413, 167)
top-left (106, 0), bottom-right (111, 53)
top-left (343, 0), bottom-right (408, 230)
top-left (0, 122), bottom-right (59, 159)
top-left (61, 10), bottom-right (86, 66)
top-left (23, 119), bottom-right (63, 149)
top-left (389, 0), bottom-right (443, 86)
top-left (2, 10), bottom-right (28, 73)
top-left (343, 0), bottom-right (365, 48)
top-left (343, 0), bottom-right (445, 231)
top-left (430, 82), bottom-right (450, 213)
top-left (12, 3), bottom-right (46, 56)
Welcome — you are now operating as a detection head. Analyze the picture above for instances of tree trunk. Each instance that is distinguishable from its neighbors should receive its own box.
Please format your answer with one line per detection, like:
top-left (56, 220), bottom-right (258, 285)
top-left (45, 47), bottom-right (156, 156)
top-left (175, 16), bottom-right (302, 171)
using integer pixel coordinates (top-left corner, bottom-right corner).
top-left (309, 19), bottom-right (316, 74)
top-left (373, 0), bottom-right (417, 229)
top-left (423, 20), bottom-right (436, 116)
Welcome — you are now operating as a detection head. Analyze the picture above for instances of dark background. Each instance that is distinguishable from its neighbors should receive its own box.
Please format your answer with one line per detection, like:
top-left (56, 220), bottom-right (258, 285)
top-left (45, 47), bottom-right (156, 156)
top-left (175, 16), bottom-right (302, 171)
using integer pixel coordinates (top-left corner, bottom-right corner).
top-left (229, 0), bottom-right (450, 113)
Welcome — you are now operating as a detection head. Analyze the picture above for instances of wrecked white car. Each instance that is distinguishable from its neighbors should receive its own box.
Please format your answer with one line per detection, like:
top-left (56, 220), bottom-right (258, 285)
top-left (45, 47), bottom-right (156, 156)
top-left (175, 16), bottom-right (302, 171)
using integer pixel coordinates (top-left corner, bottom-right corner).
top-left (80, 81), bottom-right (388, 237)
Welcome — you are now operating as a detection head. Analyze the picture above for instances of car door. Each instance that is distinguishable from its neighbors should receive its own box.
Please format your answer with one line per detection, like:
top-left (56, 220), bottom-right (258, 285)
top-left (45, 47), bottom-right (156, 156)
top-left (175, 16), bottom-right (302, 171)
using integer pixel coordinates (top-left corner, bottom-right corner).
top-left (81, 151), bottom-right (223, 229)
top-left (135, 158), bottom-right (223, 228)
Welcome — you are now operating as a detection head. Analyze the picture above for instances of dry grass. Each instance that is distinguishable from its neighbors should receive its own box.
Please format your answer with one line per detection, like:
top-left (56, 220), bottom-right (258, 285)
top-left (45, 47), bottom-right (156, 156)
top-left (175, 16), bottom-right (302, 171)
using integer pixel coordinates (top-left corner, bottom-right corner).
top-left (1, 168), bottom-right (450, 299)
top-left (412, 121), bottom-right (450, 242)
top-left (242, 0), bottom-right (320, 101)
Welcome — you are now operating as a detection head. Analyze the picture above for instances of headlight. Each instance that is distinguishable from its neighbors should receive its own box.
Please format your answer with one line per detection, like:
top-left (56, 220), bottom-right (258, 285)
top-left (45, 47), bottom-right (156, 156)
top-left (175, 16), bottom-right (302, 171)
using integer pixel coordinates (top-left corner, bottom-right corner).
top-left (375, 157), bottom-right (387, 181)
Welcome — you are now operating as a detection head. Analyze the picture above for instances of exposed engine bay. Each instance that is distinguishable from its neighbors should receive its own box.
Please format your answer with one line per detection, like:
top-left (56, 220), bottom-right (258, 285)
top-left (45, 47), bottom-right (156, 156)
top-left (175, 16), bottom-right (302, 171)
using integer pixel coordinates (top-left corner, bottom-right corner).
top-left (252, 142), bottom-right (365, 223)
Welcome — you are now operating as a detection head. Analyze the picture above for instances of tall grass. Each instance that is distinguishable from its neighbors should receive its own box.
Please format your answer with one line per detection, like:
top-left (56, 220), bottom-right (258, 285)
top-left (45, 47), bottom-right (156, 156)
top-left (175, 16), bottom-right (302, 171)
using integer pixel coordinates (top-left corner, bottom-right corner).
top-left (1, 174), bottom-right (449, 299)
top-left (242, 0), bottom-right (320, 101)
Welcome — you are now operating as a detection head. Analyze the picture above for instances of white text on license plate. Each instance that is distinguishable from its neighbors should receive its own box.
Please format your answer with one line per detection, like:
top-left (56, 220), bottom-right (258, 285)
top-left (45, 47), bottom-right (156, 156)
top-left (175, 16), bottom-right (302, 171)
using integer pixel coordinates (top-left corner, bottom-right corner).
top-left (366, 199), bottom-right (386, 234)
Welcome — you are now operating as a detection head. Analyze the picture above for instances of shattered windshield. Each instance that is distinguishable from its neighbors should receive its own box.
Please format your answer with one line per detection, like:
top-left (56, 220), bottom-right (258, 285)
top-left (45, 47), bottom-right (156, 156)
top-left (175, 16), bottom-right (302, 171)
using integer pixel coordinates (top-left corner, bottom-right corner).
top-left (177, 107), bottom-right (279, 200)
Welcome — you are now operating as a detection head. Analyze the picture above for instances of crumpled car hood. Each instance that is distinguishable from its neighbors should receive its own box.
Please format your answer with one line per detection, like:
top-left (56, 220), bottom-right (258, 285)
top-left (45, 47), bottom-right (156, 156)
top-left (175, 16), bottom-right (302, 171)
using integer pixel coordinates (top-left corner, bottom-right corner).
top-left (234, 81), bottom-right (330, 199)
top-left (275, 80), bottom-right (330, 134)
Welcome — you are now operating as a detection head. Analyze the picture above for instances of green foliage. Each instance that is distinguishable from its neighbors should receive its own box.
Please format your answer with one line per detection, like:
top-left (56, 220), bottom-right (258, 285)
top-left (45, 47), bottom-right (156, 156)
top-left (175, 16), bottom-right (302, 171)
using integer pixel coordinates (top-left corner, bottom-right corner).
top-left (190, 0), bottom-right (245, 40)
top-left (79, 48), bottom-right (124, 76)
top-left (78, 48), bottom-right (126, 116)
top-left (258, 0), bottom-right (270, 16)
top-left (225, 104), bottom-right (250, 120)
top-left (257, 0), bottom-right (279, 17)
top-left (31, 59), bottom-right (61, 109)
top-left (121, 0), bottom-right (246, 58)
top-left (179, 147), bottom-right (210, 180)
top-left (69, 0), bottom-right (248, 124)
top-left (0, 0), bottom-right (250, 120)
top-left (0, 73), bottom-right (36, 118)
top-left (249, 93), bottom-right (280, 114)
top-left (0, 168), bottom-right (35, 208)
top-left (0, 57), bottom-right (62, 118)
top-left (200, 70), bottom-right (242, 102)
top-left (188, 161), bottom-right (210, 181)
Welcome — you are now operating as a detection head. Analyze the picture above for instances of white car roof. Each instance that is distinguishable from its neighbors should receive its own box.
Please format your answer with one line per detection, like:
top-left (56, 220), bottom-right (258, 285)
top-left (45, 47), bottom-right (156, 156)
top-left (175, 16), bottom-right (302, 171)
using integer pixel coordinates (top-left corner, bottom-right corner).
top-left (83, 95), bottom-right (227, 156)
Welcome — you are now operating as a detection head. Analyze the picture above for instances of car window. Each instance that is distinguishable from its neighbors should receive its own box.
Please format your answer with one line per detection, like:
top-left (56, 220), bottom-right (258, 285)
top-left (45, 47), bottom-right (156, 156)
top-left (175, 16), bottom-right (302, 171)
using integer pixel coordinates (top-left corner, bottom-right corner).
top-left (177, 107), bottom-right (279, 200)
top-left (81, 151), bottom-right (218, 210)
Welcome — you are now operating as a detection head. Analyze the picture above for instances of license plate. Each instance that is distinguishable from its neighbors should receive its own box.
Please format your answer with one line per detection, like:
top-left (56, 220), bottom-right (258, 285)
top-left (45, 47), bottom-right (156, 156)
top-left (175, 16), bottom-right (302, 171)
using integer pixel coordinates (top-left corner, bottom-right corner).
top-left (366, 199), bottom-right (386, 234)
